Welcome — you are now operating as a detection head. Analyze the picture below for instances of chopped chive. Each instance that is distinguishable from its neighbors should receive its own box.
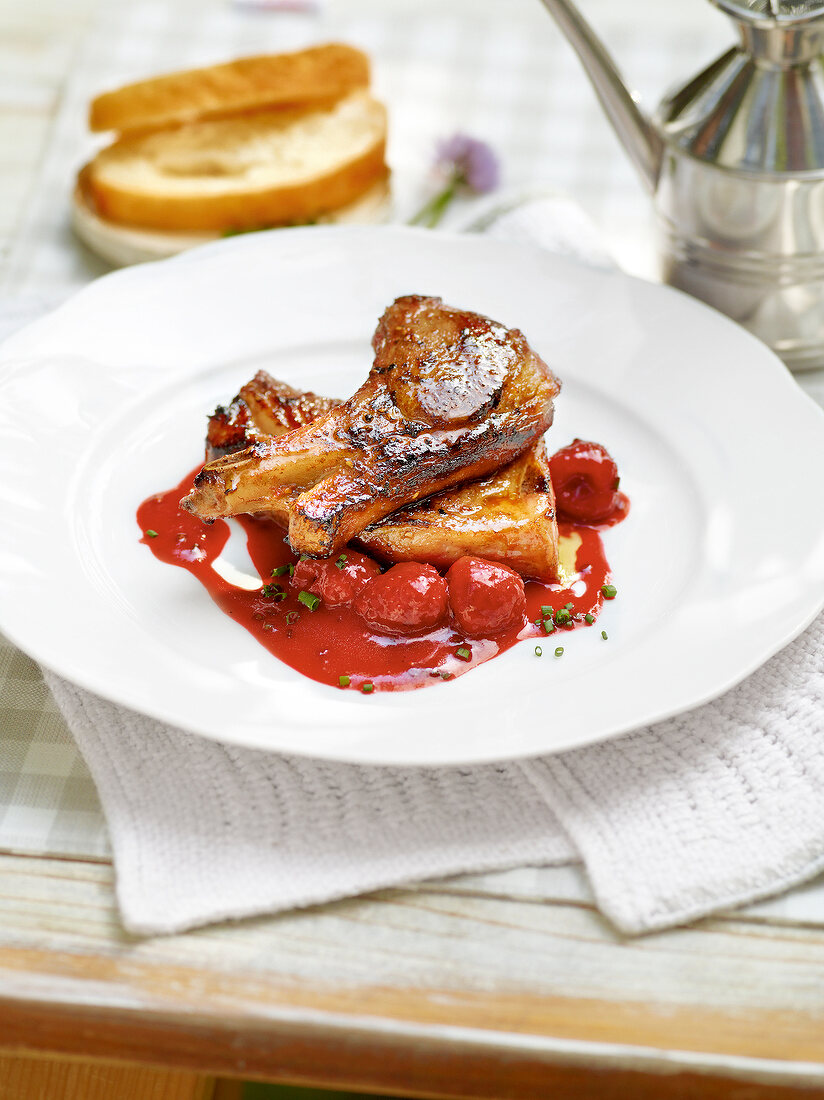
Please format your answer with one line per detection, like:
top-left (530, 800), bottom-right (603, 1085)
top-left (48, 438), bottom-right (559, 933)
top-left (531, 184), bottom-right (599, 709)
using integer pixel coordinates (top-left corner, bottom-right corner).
top-left (613, 477), bottom-right (621, 490)
top-left (564, 602), bottom-right (574, 610)
top-left (285, 611), bottom-right (299, 626)
top-left (555, 608), bottom-right (572, 626)
top-left (584, 612), bottom-right (595, 624)
top-left (297, 590), bottom-right (321, 611)
top-left (456, 646), bottom-right (472, 661)
top-left (601, 584), bottom-right (617, 600)
top-left (542, 618), bottom-right (555, 634)
top-left (260, 583), bottom-right (283, 598)
top-left (339, 674), bottom-right (350, 688)
top-left (440, 670), bottom-right (453, 680)
top-left (272, 564), bottom-right (293, 577)
top-left (335, 554), bottom-right (348, 569)
top-left (145, 529), bottom-right (158, 538)
top-left (554, 646), bottom-right (564, 658)
top-left (299, 553), bottom-right (311, 561)
top-left (361, 682), bottom-right (375, 694)
top-left (534, 645), bottom-right (543, 657)
top-left (540, 605), bottom-right (554, 617)
top-left (601, 629), bottom-right (609, 640)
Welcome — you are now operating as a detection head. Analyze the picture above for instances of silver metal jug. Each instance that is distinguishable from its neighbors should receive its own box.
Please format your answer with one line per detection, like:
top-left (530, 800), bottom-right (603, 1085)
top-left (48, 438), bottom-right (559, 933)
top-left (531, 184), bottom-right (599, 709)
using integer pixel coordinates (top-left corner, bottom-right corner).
top-left (540, 0), bottom-right (824, 371)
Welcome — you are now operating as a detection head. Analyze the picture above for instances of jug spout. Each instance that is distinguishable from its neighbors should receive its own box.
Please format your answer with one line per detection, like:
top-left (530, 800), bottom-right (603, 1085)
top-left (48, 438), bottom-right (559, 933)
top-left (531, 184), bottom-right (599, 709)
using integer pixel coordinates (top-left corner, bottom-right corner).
top-left (539, 0), bottom-right (663, 193)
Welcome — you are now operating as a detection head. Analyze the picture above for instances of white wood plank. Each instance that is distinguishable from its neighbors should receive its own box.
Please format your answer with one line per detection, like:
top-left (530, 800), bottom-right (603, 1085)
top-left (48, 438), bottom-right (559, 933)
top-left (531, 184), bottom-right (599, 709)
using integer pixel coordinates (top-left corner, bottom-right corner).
top-left (2, 853), bottom-right (824, 1086)
top-left (426, 865), bottom-right (824, 931)
top-left (2, 854), bottom-right (824, 1016)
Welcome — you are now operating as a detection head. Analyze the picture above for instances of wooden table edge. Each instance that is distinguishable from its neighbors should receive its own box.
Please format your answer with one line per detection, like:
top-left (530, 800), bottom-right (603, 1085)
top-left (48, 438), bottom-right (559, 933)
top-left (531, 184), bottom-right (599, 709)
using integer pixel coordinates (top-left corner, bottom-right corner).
top-left (2, 992), bottom-right (824, 1099)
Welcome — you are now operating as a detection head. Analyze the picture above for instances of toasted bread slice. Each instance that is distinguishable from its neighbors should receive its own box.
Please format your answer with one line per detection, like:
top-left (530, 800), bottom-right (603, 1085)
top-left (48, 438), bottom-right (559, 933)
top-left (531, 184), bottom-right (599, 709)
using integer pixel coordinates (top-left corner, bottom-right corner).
top-left (203, 371), bottom-right (558, 580)
top-left (89, 44), bottom-right (370, 135)
top-left (71, 178), bottom-right (391, 266)
top-left (81, 91), bottom-right (388, 232)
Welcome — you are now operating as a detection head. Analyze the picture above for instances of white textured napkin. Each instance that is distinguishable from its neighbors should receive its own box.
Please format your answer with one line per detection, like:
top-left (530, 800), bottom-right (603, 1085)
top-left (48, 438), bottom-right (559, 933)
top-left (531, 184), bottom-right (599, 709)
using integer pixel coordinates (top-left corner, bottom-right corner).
top-left (8, 197), bottom-right (824, 936)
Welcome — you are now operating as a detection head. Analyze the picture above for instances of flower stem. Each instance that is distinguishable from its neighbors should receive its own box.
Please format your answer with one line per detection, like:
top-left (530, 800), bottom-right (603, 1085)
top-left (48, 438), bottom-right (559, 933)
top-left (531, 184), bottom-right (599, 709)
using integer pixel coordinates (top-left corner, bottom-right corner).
top-left (408, 177), bottom-right (460, 228)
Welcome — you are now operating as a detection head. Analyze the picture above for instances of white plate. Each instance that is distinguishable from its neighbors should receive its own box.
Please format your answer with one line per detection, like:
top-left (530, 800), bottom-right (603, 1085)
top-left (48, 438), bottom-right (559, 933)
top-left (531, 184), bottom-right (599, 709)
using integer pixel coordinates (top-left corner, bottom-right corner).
top-left (1, 226), bottom-right (823, 766)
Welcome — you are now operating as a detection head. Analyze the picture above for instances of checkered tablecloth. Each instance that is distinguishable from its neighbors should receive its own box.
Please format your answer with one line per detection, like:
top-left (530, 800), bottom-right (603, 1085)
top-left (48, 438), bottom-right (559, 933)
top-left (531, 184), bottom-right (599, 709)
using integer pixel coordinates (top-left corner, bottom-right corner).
top-left (1, 645), bottom-right (109, 858)
top-left (0, 0), bottom-right (745, 861)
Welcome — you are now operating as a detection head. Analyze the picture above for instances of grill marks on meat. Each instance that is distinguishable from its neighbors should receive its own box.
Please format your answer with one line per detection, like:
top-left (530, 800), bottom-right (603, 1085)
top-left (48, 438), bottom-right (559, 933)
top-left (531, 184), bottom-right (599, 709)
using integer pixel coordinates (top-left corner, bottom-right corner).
top-left (183, 295), bottom-right (561, 559)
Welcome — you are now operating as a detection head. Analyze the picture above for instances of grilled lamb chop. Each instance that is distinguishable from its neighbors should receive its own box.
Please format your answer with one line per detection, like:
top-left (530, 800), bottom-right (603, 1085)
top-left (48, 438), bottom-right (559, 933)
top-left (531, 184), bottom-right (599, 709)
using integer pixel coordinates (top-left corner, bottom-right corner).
top-left (183, 295), bottom-right (561, 558)
top-left (202, 369), bottom-right (559, 579)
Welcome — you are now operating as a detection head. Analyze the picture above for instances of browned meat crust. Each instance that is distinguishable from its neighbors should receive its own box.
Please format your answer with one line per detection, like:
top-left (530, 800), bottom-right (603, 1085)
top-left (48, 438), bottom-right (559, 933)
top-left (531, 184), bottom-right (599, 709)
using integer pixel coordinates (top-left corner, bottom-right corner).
top-left (184, 295), bottom-right (561, 559)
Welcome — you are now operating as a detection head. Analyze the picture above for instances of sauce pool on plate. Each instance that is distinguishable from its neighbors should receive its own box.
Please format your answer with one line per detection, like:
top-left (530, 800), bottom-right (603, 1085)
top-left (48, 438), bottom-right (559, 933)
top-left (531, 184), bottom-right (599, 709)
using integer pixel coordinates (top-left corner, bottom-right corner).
top-left (137, 444), bottom-right (627, 693)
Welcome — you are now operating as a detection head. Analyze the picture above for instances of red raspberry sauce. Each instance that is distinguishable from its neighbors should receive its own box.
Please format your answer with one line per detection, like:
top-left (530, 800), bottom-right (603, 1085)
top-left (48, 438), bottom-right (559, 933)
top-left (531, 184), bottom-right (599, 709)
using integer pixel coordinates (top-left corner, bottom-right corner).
top-left (137, 465), bottom-right (623, 693)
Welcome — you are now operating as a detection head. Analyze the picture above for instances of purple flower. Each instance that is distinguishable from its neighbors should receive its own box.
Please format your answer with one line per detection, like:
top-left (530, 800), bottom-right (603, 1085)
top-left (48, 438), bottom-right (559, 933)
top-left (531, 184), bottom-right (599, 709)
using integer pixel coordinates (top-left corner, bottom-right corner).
top-left (409, 132), bottom-right (501, 228)
top-left (435, 133), bottom-right (500, 194)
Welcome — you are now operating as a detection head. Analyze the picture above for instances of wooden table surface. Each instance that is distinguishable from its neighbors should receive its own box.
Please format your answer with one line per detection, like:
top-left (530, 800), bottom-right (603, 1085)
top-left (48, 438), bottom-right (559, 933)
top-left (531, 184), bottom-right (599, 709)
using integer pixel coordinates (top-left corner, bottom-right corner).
top-left (3, 852), bottom-right (824, 1098)
top-left (2, 2), bottom-right (824, 1097)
